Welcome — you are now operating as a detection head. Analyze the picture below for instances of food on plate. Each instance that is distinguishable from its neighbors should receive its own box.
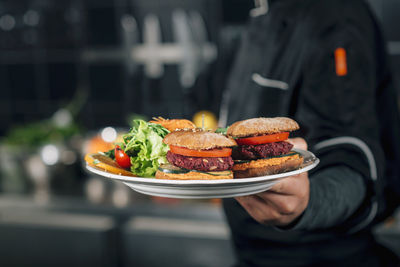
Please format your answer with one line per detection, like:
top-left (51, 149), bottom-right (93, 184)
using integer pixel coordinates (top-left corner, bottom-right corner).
top-left (84, 117), bottom-right (200, 177)
top-left (114, 145), bottom-right (131, 168)
top-left (115, 119), bottom-right (171, 177)
top-left (227, 117), bottom-right (304, 178)
top-left (150, 117), bottom-right (196, 132)
top-left (84, 119), bottom-right (170, 177)
top-left (84, 116), bottom-right (304, 179)
top-left (85, 153), bottom-right (136, 176)
top-left (155, 129), bottom-right (237, 180)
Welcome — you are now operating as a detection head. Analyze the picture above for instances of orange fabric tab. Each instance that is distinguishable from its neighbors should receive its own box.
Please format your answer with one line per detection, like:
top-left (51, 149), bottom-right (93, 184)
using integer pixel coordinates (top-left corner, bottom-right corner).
top-left (335, 47), bottom-right (347, 76)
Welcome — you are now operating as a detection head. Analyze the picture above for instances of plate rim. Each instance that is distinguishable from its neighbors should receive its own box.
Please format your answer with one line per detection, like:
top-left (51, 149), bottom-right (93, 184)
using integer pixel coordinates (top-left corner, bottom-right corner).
top-left (85, 149), bottom-right (319, 186)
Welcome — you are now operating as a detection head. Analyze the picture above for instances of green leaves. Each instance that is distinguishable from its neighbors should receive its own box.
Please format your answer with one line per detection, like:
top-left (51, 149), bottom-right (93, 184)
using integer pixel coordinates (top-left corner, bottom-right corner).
top-left (103, 148), bottom-right (115, 160)
top-left (215, 127), bottom-right (228, 135)
top-left (123, 120), bottom-right (169, 177)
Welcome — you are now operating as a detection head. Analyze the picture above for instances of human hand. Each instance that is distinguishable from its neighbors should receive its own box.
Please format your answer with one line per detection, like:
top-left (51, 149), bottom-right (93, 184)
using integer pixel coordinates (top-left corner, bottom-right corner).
top-left (235, 138), bottom-right (310, 226)
top-left (287, 137), bottom-right (308, 150)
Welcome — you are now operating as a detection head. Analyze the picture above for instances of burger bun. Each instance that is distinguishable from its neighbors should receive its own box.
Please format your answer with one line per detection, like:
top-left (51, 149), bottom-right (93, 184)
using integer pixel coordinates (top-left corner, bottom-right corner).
top-left (163, 129), bottom-right (237, 150)
top-left (232, 154), bottom-right (303, 178)
top-left (227, 117), bottom-right (299, 138)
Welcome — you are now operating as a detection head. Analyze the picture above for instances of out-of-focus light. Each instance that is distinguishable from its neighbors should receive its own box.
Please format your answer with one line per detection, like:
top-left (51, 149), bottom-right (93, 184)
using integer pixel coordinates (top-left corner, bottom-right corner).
top-left (84, 135), bottom-right (114, 154)
top-left (41, 145), bottom-right (59, 166)
top-left (112, 183), bottom-right (130, 208)
top-left (23, 10), bottom-right (40, 26)
top-left (0, 15), bottom-right (16, 31)
top-left (34, 188), bottom-right (49, 204)
top-left (121, 14), bottom-right (137, 31)
top-left (26, 155), bottom-right (48, 183)
top-left (101, 127), bottom-right (117, 143)
top-left (52, 109), bottom-right (72, 128)
top-left (61, 150), bottom-right (77, 165)
top-left (86, 178), bottom-right (105, 204)
top-left (192, 110), bottom-right (218, 130)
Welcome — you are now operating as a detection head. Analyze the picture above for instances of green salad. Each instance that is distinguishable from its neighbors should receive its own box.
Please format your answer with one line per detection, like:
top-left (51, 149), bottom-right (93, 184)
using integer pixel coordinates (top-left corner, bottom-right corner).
top-left (120, 119), bottom-right (170, 177)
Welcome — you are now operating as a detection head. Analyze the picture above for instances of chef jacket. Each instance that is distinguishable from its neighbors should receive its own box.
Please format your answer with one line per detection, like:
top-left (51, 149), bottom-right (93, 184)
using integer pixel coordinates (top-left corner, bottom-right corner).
top-left (221, 0), bottom-right (400, 265)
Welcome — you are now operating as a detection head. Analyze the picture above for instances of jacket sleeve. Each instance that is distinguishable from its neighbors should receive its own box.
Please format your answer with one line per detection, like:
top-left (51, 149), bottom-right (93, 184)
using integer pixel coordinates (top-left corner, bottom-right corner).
top-left (293, 22), bottom-right (385, 232)
top-left (288, 165), bottom-right (366, 231)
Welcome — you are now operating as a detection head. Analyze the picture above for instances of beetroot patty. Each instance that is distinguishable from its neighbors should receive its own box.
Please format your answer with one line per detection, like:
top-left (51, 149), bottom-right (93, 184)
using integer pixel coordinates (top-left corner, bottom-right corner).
top-left (232, 141), bottom-right (293, 160)
top-left (166, 151), bottom-right (233, 171)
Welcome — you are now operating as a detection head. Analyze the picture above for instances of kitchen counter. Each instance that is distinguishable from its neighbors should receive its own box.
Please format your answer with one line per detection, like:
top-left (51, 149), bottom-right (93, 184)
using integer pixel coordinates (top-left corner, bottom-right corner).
top-left (0, 194), bottom-right (398, 266)
top-left (0, 194), bottom-right (235, 267)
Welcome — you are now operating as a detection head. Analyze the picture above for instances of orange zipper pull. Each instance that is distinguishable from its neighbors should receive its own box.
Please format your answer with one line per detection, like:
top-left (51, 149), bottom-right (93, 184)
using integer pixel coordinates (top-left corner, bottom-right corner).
top-left (335, 47), bottom-right (348, 76)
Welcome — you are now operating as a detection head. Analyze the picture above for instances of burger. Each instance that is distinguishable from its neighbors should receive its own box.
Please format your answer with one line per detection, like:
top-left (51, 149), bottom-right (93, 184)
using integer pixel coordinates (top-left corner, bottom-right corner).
top-left (155, 129), bottom-right (237, 180)
top-left (227, 117), bottom-right (304, 178)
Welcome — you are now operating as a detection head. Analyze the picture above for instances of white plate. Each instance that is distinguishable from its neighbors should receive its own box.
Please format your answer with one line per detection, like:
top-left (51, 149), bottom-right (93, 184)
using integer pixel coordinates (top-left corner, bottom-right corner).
top-left (85, 149), bottom-right (319, 199)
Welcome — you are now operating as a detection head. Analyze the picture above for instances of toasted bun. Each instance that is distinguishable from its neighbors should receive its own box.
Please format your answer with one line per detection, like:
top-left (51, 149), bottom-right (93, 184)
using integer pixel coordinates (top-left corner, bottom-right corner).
top-left (155, 170), bottom-right (233, 180)
top-left (163, 129), bottom-right (237, 150)
top-left (227, 117), bottom-right (299, 138)
top-left (232, 154), bottom-right (303, 178)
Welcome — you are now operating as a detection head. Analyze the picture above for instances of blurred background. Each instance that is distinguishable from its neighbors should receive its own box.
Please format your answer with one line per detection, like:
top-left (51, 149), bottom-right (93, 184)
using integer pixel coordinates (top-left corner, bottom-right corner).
top-left (0, 0), bottom-right (399, 266)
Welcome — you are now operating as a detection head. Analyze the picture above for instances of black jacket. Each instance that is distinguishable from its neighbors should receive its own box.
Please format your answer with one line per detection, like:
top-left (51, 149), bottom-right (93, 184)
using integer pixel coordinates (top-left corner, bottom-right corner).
top-left (221, 0), bottom-right (400, 265)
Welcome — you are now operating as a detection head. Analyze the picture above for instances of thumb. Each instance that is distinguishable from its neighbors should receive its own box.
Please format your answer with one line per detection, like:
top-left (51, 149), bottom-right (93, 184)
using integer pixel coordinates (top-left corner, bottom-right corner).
top-left (287, 137), bottom-right (307, 150)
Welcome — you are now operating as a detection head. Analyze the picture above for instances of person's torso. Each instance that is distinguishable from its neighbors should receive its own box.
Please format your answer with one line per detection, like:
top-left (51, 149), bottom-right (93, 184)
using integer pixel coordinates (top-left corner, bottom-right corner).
top-left (223, 0), bottom-right (317, 125)
top-left (221, 0), bottom-right (393, 266)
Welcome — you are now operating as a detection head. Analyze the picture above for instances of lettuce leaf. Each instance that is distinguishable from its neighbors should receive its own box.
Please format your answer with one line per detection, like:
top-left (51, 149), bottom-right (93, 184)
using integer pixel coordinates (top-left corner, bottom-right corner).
top-left (123, 120), bottom-right (169, 177)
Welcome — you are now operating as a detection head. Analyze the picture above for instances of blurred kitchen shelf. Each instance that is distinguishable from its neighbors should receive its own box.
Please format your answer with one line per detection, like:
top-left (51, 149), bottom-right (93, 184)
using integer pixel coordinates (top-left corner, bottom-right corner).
top-left (0, 49), bottom-right (80, 64)
top-left (0, 210), bottom-right (117, 267)
top-left (0, 194), bottom-right (235, 267)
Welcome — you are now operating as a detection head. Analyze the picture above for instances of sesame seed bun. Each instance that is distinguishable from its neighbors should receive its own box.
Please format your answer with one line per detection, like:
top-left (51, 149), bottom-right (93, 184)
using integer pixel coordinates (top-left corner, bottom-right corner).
top-left (232, 154), bottom-right (303, 178)
top-left (163, 129), bottom-right (237, 150)
top-left (227, 117), bottom-right (299, 138)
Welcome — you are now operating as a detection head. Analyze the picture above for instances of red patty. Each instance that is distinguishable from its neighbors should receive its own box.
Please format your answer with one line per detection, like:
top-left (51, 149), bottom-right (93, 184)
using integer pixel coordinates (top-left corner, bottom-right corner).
top-left (232, 141), bottom-right (293, 160)
top-left (166, 151), bottom-right (233, 171)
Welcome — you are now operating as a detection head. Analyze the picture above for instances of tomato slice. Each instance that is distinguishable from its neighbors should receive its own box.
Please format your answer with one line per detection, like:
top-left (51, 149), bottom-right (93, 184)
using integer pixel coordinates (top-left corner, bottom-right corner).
top-left (236, 132), bottom-right (289, 146)
top-left (169, 145), bottom-right (232, 158)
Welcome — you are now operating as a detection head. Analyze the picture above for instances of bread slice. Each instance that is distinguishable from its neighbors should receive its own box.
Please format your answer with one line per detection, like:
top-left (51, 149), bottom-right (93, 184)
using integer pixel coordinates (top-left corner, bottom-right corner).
top-left (227, 117), bottom-right (299, 138)
top-left (163, 129), bottom-right (237, 150)
top-left (232, 154), bottom-right (303, 178)
top-left (155, 170), bottom-right (233, 180)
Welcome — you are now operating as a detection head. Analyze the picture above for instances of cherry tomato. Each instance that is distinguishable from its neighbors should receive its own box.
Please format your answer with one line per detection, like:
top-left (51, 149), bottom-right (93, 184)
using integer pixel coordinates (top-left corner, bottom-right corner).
top-left (236, 132), bottom-right (289, 146)
top-left (115, 145), bottom-right (131, 169)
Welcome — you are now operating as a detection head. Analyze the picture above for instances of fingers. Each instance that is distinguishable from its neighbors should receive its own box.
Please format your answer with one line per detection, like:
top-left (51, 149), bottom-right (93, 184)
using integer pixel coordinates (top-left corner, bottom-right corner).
top-left (287, 137), bottom-right (308, 150)
top-left (235, 195), bottom-right (301, 225)
top-left (235, 195), bottom-right (281, 225)
top-left (268, 172), bottom-right (308, 195)
top-left (234, 172), bottom-right (310, 226)
top-left (257, 193), bottom-right (306, 216)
